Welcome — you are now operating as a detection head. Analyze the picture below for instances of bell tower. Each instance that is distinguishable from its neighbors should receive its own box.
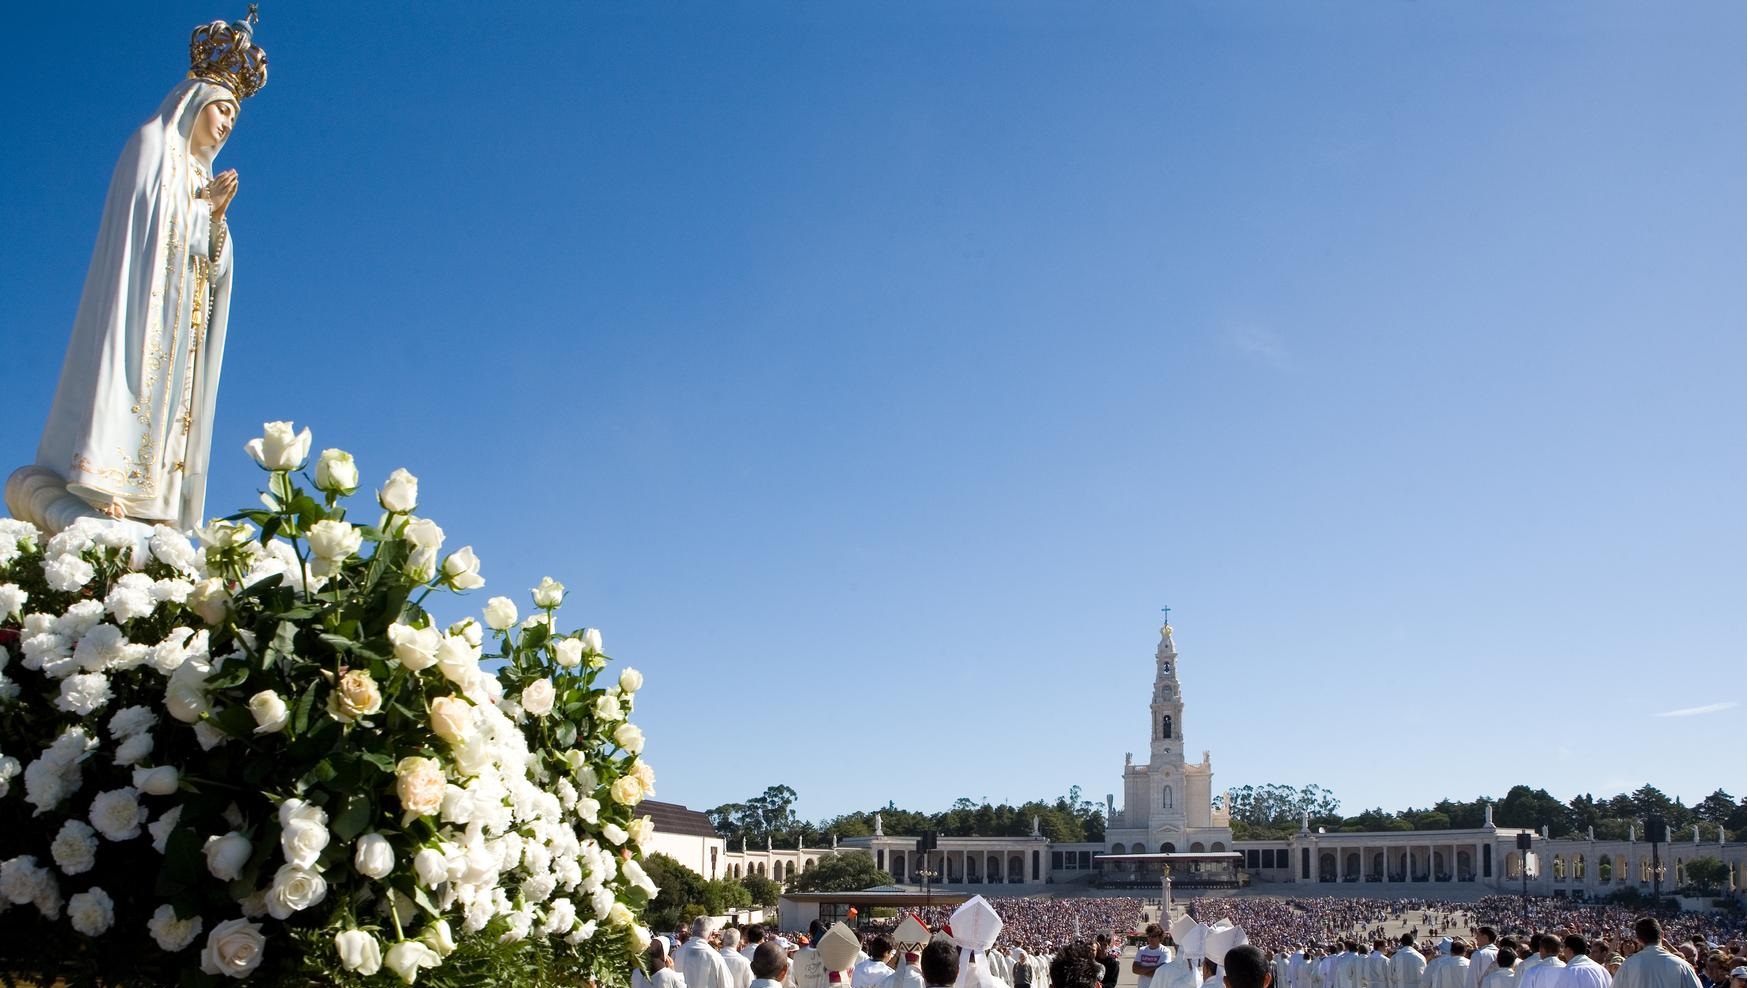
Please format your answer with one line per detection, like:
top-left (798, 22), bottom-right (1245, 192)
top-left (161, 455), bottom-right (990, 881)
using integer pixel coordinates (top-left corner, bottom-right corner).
top-left (1150, 621), bottom-right (1183, 761)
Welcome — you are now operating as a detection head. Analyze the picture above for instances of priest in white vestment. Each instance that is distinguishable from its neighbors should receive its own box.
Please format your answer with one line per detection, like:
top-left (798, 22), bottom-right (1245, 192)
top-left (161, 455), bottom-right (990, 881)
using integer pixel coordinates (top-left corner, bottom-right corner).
top-left (1610, 919), bottom-right (1702, 988)
top-left (1551, 938), bottom-right (1610, 988)
top-left (678, 920), bottom-right (736, 988)
top-left (1391, 939), bottom-right (1429, 988)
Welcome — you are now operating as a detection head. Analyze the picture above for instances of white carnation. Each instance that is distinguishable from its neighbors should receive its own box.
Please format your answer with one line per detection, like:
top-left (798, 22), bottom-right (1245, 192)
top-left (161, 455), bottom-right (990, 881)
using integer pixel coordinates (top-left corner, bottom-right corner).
top-left (56, 672), bottom-right (113, 715)
top-left (89, 787), bottom-right (147, 841)
top-left (148, 902), bottom-right (204, 951)
top-left (68, 886), bottom-right (115, 935)
top-left (43, 554), bottom-right (96, 592)
top-left (0, 583), bottom-right (26, 620)
top-left (105, 573), bottom-right (158, 622)
top-left (148, 805), bottom-right (183, 853)
top-left (149, 526), bottom-right (200, 572)
top-left (113, 732), bottom-right (155, 766)
top-left (50, 820), bottom-right (99, 875)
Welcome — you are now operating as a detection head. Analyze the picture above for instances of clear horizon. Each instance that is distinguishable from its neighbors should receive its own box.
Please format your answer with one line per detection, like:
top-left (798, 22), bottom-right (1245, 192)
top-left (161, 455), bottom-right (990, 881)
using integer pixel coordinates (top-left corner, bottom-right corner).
top-left (1, 2), bottom-right (1741, 826)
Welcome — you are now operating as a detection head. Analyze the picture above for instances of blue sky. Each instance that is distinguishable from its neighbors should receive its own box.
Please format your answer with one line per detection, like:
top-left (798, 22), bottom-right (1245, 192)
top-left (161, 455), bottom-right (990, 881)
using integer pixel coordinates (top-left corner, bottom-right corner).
top-left (1, 2), bottom-right (1741, 824)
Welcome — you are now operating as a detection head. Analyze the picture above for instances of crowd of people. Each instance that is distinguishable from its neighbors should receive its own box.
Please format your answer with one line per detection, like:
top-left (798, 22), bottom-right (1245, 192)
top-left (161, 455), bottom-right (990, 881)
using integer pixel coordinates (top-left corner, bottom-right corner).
top-left (637, 894), bottom-right (1745, 988)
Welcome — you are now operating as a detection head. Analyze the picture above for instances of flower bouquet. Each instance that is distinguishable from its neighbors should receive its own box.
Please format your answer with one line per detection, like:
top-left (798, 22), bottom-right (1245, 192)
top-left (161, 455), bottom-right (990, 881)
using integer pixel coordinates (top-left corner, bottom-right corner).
top-left (0, 423), bottom-right (658, 986)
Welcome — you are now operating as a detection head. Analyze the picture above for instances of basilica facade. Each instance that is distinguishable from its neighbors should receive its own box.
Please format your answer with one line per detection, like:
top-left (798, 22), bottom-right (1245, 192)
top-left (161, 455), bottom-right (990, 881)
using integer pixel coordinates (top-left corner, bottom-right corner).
top-left (1102, 623), bottom-right (1233, 855)
top-left (676, 622), bottom-right (1743, 901)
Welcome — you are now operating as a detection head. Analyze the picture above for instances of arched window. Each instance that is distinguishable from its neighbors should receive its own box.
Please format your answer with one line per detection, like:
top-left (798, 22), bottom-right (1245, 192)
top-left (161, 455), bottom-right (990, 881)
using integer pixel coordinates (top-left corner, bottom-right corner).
top-left (1163, 786), bottom-right (1174, 809)
top-left (1162, 716), bottom-right (1173, 739)
top-left (1163, 842), bottom-right (1176, 853)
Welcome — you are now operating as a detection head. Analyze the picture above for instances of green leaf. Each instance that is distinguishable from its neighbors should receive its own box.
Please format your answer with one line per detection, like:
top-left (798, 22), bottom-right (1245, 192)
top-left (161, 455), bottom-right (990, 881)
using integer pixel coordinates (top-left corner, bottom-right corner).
top-left (291, 683), bottom-right (320, 735)
top-left (555, 721), bottom-right (577, 749)
top-left (360, 751), bottom-right (396, 775)
top-left (331, 790), bottom-right (374, 841)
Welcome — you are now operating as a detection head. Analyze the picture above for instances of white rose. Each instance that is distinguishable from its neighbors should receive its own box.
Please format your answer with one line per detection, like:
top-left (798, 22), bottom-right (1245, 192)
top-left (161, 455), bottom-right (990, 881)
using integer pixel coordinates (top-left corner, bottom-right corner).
top-left (440, 547), bottom-right (485, 591)
top-left (204, 832), bottom-right (252, 881)
top-left (593, 692), bottom-right (623, 723)
top-left (601, 822), bottom-right (629, 846)
top-left (434, 635), bottom-right (479, 689)
top-left (89, 787), bottom-right (146, 841)
top-left (551, 638), bottom-right (583, 668)
top-left (354, 832), bottom-right (394, 879)
top-left (403, 517), bottom-right (444, 551)
top-left (521, 678), bottom-right (556, 717)
top-left (449, 618), bottom-right (483, 648)
top-left (328, 668), bottom-right (383, 722)
top-left (428, 696), bottom-right (475, 745)
top-left (244, 420), bottom-right (312, 471)
top-left (483, 596), bottom-right (517, 631)
top-left (280, 819), bottom-right (330, 870)
top-left (187, 578), bottom-right (230, 625)
top-left (621, 858), bottom-right (658, 897)
top-left (613, 723), bottom-right (644, 754)
top-left (607, 901), bottom-right (634, 928)
top-left (378, 468), bottom-right (419, 513)
top-left (421, 918), bottom-right (458, 957)
top-left (148, 902), bottom-right (204, 951)
top-left (610, 776), bottom-right (643, 807)
top-left (306, 520), bottom-right (362, 563)
top-left (200, 917), bottom-right (266, 978)
top-left (164, 678), bottom-right (210, 723)
top-left (412, 847), bottom-right (448, 888)
top-left (627, 816), bottom-right (655, 847)
top-left (68, 886), bottom-right (115, 935)
top-left (132, 764), bottom-right (179, 796)
top-left (191, 721), bottom-right (227, 751)
top-left (315, 448), bottom-right (359, 494)
top-left (386, 622), bottom-right (441, 672)
top-left (148, 805), bottom-right (182, 853)
top-left (582, 627), bottom-right (603, 653)
top-left (266, 863), bottom-right (327, 919)
top-left (618, 667), bottom-right (643, 693)
top-left (248, 690), bottom-right (289, 734)
top-left (531, 576), bottom-right (565, 608)
top-left (396, 757), bottom-right (446, 820)
top-left (336, 929), bottom-right (383, 975)
top-left (278, 797), bottom-right (327, 829)
top-left (384, 939), bottom-right (441, 984)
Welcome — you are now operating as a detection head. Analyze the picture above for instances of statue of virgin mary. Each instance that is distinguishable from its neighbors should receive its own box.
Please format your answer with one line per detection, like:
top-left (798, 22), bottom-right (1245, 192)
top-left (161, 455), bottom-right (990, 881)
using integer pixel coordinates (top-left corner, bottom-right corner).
top-left (5, 12), bottom-right (267, 535)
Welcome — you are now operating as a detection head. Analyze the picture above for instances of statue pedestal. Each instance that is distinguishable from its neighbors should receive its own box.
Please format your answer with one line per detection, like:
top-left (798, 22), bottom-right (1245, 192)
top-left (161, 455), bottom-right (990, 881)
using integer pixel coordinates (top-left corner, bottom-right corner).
top-left (5, 465), bottom-right (154, 540)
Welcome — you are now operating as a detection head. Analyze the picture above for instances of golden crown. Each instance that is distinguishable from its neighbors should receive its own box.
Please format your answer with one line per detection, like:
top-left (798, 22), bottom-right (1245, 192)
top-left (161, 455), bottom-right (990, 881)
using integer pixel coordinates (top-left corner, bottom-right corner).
top-left (188, 5), bottom-right (268, 101)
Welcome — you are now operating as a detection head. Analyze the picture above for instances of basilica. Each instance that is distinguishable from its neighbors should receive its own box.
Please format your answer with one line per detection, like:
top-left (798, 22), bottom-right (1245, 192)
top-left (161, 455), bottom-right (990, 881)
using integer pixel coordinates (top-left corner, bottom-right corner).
top-left (648, 622), bottom-right (1744, 901)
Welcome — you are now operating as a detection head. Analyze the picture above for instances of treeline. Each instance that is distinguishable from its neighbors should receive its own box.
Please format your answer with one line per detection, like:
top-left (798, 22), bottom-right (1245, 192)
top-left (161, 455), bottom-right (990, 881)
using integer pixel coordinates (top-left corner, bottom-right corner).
top-left (707, 785), bottom-right (1108, 847)
top-left (1224, 783), bottom-right (1745, 842)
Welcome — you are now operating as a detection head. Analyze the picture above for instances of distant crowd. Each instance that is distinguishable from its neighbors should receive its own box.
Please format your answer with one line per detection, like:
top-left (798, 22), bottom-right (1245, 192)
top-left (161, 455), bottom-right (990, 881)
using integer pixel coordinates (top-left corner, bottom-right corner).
top-left (636, 893), bottom-right (1745, 988)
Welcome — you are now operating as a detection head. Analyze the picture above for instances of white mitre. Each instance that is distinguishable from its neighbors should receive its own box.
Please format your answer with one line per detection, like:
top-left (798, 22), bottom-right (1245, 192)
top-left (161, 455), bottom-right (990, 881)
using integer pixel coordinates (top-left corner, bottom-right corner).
top-left (950, 897), bottom-right (1006, 988)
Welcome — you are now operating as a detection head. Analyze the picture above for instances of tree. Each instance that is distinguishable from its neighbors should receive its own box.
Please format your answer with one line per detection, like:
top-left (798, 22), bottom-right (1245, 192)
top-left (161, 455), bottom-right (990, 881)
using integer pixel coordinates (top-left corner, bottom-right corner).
top-left (1683, 857), bottom-right (1729, 894)
top-left (709, 784), bottom-right (805, 847)
top-left (1497, 786), bottom-right (1568, 835)
top-left (740, 873), bottom-right (782, 908)
top-left (702, 877), bottom-right (753, 915)
top-left (644, 853), bottom-right (709, 932)
top-left (786, 852), bottom-right (891, 894)
top-left (1694, 790), bottom-right (1744, 832)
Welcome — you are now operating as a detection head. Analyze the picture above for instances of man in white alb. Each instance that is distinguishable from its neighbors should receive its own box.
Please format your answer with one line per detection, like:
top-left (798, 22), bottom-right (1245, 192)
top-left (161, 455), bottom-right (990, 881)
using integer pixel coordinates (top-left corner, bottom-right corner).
top-left (1611, 919), bottom-right (1701, 988)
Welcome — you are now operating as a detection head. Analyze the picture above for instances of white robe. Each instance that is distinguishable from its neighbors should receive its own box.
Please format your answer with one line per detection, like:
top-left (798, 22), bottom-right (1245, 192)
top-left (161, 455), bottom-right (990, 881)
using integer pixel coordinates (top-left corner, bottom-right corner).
top-left (1552, 958), bottom-right (1610, 988)
top-left (855, 960), bottom-right (896, 988)
top-left (879, 961), bottom-right (926, 988)
top-left (1469, 949), bottom-right (1501, 988)
top-left (1391, 950), bottom-right (1428, 988)
top-left (26, 79), bottom-right (237, 531)
top-left (722, 948), bottom-right (755, 988)
top-left (676, 937), bottom-right (734, 988)
top-left (1608, 947), bottom-right (1699, 988)
top-left (1519, 958), bottom-right (1566, 988)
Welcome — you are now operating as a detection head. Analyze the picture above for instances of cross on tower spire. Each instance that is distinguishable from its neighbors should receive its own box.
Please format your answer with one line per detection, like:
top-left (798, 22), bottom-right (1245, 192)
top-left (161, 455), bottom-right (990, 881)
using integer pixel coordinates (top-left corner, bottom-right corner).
top-left (1160, 605), bottom-right (1170, 625)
